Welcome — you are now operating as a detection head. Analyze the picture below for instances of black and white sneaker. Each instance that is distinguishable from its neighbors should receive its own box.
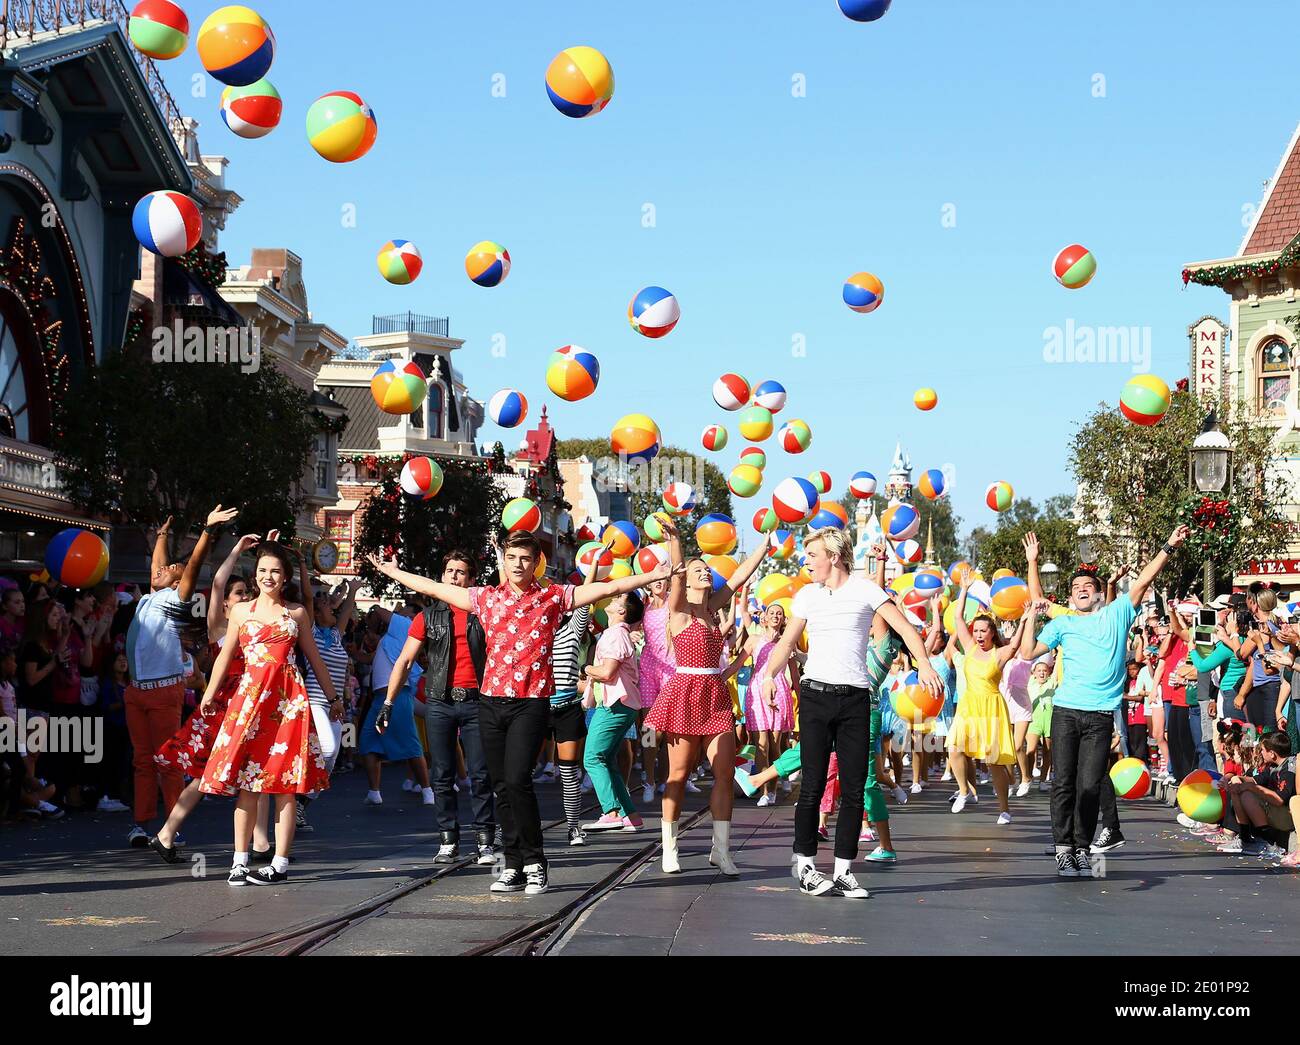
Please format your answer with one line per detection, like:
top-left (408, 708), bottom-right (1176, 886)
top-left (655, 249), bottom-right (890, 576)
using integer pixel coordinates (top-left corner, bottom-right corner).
top-left (797, 863), bottom-right (834, 896)
top-left (830, 872), bottom-right (870, 899)
top-left (490, 868), bottom-right (525, 893)
top-left (1055, 849), bottom-right (1079, 877)
top-left (1073, 848), bottom-right (1095, 878)
top-left (568, 826), bottom-right (587, 847)
top-left (227, 864), bottom-right (250, 886)
top-left (1090, 827), bottom-right (1126, 854)
top-left (524, 863), bottom-right (549, 895)
top-left (127, 825), bottom-right (149, 848)
top-left (295, 801), bottom-right (313, 833)
top-left (245, 866), bottom-right (289, 886)
top-left (433, 843), bottom-right (457, 864)
top-left (476, 844), bottom-right (496, 866)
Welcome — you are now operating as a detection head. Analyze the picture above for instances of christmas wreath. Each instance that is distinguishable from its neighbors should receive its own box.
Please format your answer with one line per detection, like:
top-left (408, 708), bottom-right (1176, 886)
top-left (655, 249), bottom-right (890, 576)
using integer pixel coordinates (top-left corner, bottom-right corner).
top-left (1177, 494), bottom-right (1241, 562)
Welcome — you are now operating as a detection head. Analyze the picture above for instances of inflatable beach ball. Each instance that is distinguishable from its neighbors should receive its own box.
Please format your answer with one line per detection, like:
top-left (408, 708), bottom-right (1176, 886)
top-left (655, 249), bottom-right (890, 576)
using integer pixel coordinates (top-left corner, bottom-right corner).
top-left (843, 271), bottom-right (884, 313)
top-left (696, 514), bottom-right (737, 556)
top-left (808, 502), bottom-right (849, 531)
top-left (740, 446), bottom-right (767, 471)
top-left (752, 379), bottom-right (787, 413)
top-left (768, 529), bottom-right (796, 560)
top-left (778, 419), bottom-right (812, 454)
top-left (546, 345), bottom-right (600, 402)
top-left (728, 463), bottom-right (763, 498)
top-left (45, 528), bottom-right (109, 588)
top-left (948, 560), bottom-right (974, 585)
top-left (1053, 243), bottom-right (1096, 290)
top-left (913, 570), bottom-right (945, 595)
top-left (756, 573), bottom-right (793, 606)
top-left (985, 481), bottom-right (1014, 513)
top-left (643, 512), bottom-right (671, 543)
top-left (601, 520), bottom-right (640, 559)
top-left (705, 555), bottom-right (738, 593)
top-left (701, 424), bottom-right (728, 452)
top-left (881, 502), bottom-right (920, 541)
top-left (892, 538), bottom-right (923, 564)
top-left (917, 468), bottom-right (946, 500)
top-left (1120, 374), bottom-right (1170, 426)
top-left (713, 373), bottom-right (750, 411)
top-left (662, 482), bottom-right (697, 517)
top-left (488, 389), bottom-right (528, 429)
top-left (502, 497), bottom-right (542, 534)
top-left (849, 471), bottom-right (877, 498)
top-left (370, 359), bottom-right (426, 415)
top-left (399, 456), bottom-right (444, 501)
top-left (306, 91), bottom-right (377, 163)
top-left (893, 671), bottom-right (943, 726)
top-left (738, 405), bottom-right (774, 442)
top-left (376, 239), bottom-right (422, 285)
top-left (635, 543), bottom-right (669, 576)
top-left (990, 576), bottom-right (1030, 620)
top-left (1110, 757), bottom-right (1151, 800)
top-left (628, 286), bottom-right (680, 338)
top-left (838, 0), bottom-right (892, 21)
top-left (991, 568), bottom-right (1014, 582)
top-left (220, 77), bottom-right (280, 139)
top-left (1177, 769), bottom-right (1225, 824)
top-left (546, 45), bottom-right (614, 118)
top-left (752, 507), bottom-right (779, 533)
top-left (914, 387), bottom-right (938, 412)
top-left (197, 5), bottom-right (274, 86)
top-left (577, 540), bottom-right (614, 581)
top-left (610, 414), bottom-right (661, 462)
top-left (129, 0), bottom-right (189, 60)
top-left (465, 241), bottom-right (511, 288)
top-left (132, 190), bottom-right (202, 257)
top-left (773, 476), bottom-right (820, 525)
top-left (807, 470), bottom-right (833, 495)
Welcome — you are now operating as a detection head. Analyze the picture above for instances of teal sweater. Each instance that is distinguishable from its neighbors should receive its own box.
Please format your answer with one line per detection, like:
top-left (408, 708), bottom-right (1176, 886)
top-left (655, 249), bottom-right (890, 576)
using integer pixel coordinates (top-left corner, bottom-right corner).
top-left (1188, 640), bottom-right (1247, 691)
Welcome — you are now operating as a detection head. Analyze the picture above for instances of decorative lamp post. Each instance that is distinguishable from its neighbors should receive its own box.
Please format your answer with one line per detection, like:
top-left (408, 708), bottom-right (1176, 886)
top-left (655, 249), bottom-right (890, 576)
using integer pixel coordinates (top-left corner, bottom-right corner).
top-left (1040, 562), bottom-right (1059, 597)
top-left (1188, 409), bottom-right (1234, 599)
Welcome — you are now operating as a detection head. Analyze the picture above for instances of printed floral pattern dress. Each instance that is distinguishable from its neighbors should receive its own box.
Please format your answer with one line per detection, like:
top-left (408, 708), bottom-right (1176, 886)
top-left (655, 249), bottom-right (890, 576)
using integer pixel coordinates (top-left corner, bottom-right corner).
top-left (200, 610), bottom-right (329, 796)
top-left (155, 640), bottom-right (245, 778)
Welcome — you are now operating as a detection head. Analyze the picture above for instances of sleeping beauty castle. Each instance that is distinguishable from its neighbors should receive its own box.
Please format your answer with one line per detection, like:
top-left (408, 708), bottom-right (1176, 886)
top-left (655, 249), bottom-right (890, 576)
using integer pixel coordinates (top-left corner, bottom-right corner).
top-left (852, 442), bottom-right (937, 581)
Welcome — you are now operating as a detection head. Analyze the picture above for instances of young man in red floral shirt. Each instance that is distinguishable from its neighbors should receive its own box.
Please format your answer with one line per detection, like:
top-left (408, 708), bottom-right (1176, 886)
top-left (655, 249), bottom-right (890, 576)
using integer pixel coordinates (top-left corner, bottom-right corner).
top-left (370, 532), bottom-right (677, 895)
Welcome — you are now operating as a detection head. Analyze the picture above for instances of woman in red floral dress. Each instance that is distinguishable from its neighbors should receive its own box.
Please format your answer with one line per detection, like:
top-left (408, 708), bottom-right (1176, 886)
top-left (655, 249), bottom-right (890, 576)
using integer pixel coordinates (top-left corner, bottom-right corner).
top-left (646, 516), bottom-right (767, 876)
top-left (199, 542), bottom-right (338, 887)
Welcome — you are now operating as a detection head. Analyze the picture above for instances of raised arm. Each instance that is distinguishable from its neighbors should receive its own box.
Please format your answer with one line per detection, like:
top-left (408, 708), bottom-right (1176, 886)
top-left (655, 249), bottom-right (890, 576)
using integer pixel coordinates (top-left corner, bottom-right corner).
top-left (1023, 532), bottom-right (1043, 605)
top-left (708, 539), bottom-right (768, 615)
top-left (335, 575), bottom-right (364, 636)
top-left (573, 561), bottom-right (679, 610)
top-left (1128, 525), bottom-right (1190, 608)
top-left (178, 504), bottom-right (240, 602)
top-left (294, 545), bottom-right (314, 620)
top-left (150, 516), bottom-right (174, 589)
top-left (368, 554), bottom-right (472, 611)
top-left (1020, 599), bottom-right (1052, 662)
top-left (208, 533), bottom-right (259, 642)
top-left (952, 582), bottom-right (976, 655)
top-left (1106, 564), bottom-right (1130, 606)
top-left (997, 615), bottom-right (1028, 667)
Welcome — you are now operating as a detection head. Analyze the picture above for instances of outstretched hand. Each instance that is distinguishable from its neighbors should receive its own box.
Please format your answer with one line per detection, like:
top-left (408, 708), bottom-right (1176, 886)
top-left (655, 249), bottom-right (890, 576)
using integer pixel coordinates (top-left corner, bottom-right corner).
top-left (206, 504), bottom-right (239, 528)
top-left (1022, 531), bottom-right (1039, 563)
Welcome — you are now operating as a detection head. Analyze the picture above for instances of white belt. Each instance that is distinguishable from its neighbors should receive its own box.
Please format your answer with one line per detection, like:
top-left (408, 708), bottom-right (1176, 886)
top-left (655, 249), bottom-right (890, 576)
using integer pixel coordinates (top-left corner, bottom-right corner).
top-left (676, 667), bottom-right (721, 676)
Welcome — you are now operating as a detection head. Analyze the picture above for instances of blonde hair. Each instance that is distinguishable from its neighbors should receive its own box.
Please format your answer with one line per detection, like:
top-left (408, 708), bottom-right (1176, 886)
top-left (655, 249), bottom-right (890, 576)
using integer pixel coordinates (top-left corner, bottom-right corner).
top-left (1257, 589), bottom-right (1278, 614)
top-left (805, 527), bottom-right (854, 571)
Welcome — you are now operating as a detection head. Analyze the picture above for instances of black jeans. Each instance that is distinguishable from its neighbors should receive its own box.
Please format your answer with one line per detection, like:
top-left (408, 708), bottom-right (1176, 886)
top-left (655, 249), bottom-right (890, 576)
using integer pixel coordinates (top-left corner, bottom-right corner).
top-left (1166, 704), bottom-right (1198, 782)
top-left (425, 697), bottom-right (494, 836)
top-left (1050, 706), bottom-right (1113, 849)
top-left (794, 682), bottom-right (870, 861)
top-left (478, 696), bottom-right (550, 870)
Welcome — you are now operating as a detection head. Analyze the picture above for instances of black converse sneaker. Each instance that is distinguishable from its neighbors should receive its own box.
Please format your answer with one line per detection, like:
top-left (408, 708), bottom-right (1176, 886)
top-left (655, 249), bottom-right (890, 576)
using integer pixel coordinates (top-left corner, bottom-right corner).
top-left (830, 871), bottom-right (870, 899)
top-left (524, 863), bottom-right (549, 895)
top-left (1090, 827), bottom-right (1126, 854)
top-left (490, 867), bottom-right (525, 893)
top-left (245, 865), bottom-right (289, 886)
top-left (1055, 848), bottom-right (1079, 877)
top-left (228, 864), bottom-right (250, 886)
top-left (1073, 848), bottom-right (1095, 878)
top-left (797, 863), bottom-right (834, 896)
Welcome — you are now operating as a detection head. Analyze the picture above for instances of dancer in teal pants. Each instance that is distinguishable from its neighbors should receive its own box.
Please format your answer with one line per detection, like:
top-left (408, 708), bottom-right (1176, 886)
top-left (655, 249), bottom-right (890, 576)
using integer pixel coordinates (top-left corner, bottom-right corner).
top-left (582, 593), bottom-right (647, 831)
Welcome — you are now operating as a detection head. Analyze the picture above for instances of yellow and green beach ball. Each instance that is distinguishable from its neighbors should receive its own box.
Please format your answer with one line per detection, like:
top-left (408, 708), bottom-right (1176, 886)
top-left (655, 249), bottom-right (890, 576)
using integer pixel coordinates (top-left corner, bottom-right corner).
top-left (1119, 374), bottom-right (1170, 426)
top-left (1176, 769), bottom-right (1225, 823)
top-left (306, 91), bottom-right (377, 163)
top-left (1110, 757), bottom-right (1151, 800)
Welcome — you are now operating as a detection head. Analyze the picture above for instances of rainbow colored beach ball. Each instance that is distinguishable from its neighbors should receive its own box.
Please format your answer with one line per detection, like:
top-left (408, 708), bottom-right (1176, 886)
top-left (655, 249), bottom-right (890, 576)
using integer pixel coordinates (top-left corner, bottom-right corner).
top-left (985, 481), bottom-right (1014, 512)
top-left (914, 387), bottom-right (938, 411)
top-left (399, 456), bottom-right (444, 501)
top-left (807, 470), bottom-right (832, 495)
top-left (576, 541), bottom-right (613, 580)
top-left (838, 0), bottom-right (892, 22)
top-left (306, 91), bottom-right (377, 163)
top-left (740, 446), bottom-right (768, 471)
top-left (488, 389), bottom-right (528, 429)
top-left (696, 514), bottom-right (737, 556)
top-left (628, 286), bottom-right (680, 338)
top-left (197, 5), bottom-right (274, 86)
top-left (45, 528), bottom-right (109, 588)
top-left (918, 468), bottom-right (946, 500)
top-left (706, 555), bottom-right (738, 592)
top-left (1110, 757), bottom-right (1151, 800)
top-left (772, 476), bottom-right (820, 525)
top-left (1119, 374), bottom-right (1170, 426)
top-left (738, 405), bottom-right (774, 442)
top-left (729, 464), bottom-right (763, 499)
top-left (713, 372), bottom-right (750, 411)
top-left (546, 45), bottom-right (614, 118)
top-left (370, 360), bottom-right (427, 415)
top-left (808, 502), bottom-right (849, 531)
top-left (990, 576), bottom-right (1030, 620)
top-left (662, 482), bottom-right (697, 517)
top-left (882, 502), bottom-right (921, 542)
top-left (643, 512), bottom-right (671, 542)
top-left (1053, 243), bottom-right (1096, 290)
top-left (546, 345), bottom-right (600, 402)
top-left (132, 190), bottom-right (202, 257)
top-left (701, 424), bottom-right (728, 452)
top-left (892, 538), bottom-right (923, 564)
top-left (220, 77), bottom-right (280, 139)
top-left (465, 241), bottom-right (511, 288)
top-left (752, 507), bottom-right (779, 534)
top-left (843, 271), bottom-right (884, 313)
top-left (610, 414), bottom-right (661, 463)
top-left (778, 419), bottom-right (812, 454)
top-left (601, 520), bottom-right (640, 559)
top-left (502, 497), bottom-right (542, 534)
top-left (752, 379), bottom-right (787, 413)
top-left (768, 530), bottom-right (796, 560)
top-left (849, 471), bottom-right (877, 498)
top-left (893, 671), bottom-right (943, 725)
top-left (1177, 769), bottom-right (1225, 823)
top-left (377, 240), bottom-right (423, 285)
top-left (129, 0), bottom-right (189, 60)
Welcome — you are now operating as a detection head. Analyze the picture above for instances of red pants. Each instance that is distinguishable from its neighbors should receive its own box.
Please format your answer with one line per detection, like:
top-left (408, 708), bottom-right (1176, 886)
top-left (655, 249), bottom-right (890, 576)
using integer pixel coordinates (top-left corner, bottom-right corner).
top-left (126, 682), bottom-right (184, 824)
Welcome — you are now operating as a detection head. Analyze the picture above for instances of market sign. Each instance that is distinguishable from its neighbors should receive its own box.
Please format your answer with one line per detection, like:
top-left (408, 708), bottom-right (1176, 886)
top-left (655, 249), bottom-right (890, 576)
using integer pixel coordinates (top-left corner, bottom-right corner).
top-left (1188, 316), bottom-right (1228, 403)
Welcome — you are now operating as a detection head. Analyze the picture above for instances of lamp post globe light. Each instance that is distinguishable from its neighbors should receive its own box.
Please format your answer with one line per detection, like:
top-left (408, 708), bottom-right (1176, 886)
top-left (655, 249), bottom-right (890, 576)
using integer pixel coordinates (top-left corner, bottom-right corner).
top-left (1188, 410), bottom-right (1234, 599)
top-left (1040, 561), bottom-right (1059, 596)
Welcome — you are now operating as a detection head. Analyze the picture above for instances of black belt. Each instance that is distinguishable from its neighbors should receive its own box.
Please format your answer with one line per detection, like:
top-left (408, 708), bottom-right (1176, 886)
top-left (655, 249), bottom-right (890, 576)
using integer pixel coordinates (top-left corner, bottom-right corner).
top-left (804, 679), bottom-right (867, 697)
top-left (445, 687), bottom-right (480, 703)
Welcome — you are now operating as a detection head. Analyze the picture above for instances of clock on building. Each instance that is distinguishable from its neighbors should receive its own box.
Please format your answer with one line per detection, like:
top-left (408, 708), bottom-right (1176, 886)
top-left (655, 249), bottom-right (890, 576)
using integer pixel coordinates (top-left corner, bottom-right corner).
top-left (312, 538), bottom-right (340, 573)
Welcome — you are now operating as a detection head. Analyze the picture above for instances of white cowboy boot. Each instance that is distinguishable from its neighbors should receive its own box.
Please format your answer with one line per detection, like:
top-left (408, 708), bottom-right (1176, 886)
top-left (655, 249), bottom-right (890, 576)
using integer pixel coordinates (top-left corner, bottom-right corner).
top-left (708, 819), bottom-right (740, 877)
top-left (661, 819), bottom-right (681, 874)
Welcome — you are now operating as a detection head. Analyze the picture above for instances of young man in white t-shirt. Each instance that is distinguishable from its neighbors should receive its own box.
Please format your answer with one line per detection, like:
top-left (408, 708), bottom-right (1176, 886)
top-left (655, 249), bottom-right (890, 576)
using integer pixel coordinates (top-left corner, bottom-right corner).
top-left (760, 528), bottom-right (941, 898)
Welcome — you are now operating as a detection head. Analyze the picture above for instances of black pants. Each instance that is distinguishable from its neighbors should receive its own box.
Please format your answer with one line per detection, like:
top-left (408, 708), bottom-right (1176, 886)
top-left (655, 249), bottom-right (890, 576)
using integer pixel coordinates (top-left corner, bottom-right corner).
top-left (794, 683), bottom-right (870, 861)
top-left (1166, 704), bottom-right (1198, 782)
top-left (478, 696), bottom-right (549, 870)
top-left (425, 696), bottom-right (494, 836)
top-left (1050, 706), bottom-right (1113, 849)
top-left (1126, 724), bottom-right (1149, 765)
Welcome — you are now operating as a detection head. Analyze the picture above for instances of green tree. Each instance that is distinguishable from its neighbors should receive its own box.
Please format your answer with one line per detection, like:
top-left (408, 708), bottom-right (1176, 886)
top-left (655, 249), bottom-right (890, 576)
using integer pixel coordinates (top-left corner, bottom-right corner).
top-left (54, 344), bottom-right (334, 554)
top-left (967, 494), bottom-right (1078, 580)
top-left (1069, 388), bottom-right (1291, 595)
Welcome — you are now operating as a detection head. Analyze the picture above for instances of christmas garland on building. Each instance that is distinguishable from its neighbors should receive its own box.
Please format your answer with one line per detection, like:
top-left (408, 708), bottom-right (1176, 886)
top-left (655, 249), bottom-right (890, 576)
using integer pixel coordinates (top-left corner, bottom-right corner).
top-left (177, 244), bottom-right (229, 289)
top-left (1177, 494), bottom-right (1241, 562)
top-left (1182, 232), bottom-right (1300, 288)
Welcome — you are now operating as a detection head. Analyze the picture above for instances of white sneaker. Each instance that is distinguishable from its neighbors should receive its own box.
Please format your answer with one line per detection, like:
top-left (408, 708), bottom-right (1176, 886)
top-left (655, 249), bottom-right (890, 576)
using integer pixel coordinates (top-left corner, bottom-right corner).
top-left (892, 786), bottom-right (908, 805)
top-left (96, 796), bottom-right (129, 813)
top-left (976, 772), bottom-right (990, 785)
top-left (401, 779), bottom-right (417, 793)
top-left (1015, 782), bottom-right (1031, 798)
top-left (902, 754), bottom-right (911, 767)
top-left (951, 794), bottom-right (968, 813)
top-left (364, 790), bottom-right (383, 806)
top-left (997, 811), bottom-right (1012, 825)
top-left (909, 782), bottom-right (923, 795)
top-left (941, 768), bottom-right (953, 782)
top-left (756, 793), bottom-right (773, 807)
top-left (421, 788), bottom-right (436, 806)
top-left (1032, 765), bottom-right (1041, 778)
top-left (685, 779), bottom-right (701, 794)
top-left (1176, 813), bottom-right (1199, 830)
top-left (642, 785), bottom-right (655, 804)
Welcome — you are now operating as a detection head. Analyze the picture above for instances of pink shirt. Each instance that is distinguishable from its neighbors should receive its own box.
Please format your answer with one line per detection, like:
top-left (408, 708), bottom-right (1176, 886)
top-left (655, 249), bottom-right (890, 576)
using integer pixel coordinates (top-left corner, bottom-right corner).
top-left (594, 622), bottom-right (641, 710)
top-left (1000, 657), bottom-right (1033, 711)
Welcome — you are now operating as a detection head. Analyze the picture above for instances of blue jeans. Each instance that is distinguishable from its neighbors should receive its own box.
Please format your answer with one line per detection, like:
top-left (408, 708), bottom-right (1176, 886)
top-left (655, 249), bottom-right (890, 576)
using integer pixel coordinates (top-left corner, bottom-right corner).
top-left (425, 697), bottom-right (494, 836)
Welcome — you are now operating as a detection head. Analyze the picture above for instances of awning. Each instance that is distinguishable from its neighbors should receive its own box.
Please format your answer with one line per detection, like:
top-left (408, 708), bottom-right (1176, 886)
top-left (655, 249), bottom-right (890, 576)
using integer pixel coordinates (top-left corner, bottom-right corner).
top-left (162, 258), bottom-right (243, 326)
top-left (0, 503), bottom-right (111, 531)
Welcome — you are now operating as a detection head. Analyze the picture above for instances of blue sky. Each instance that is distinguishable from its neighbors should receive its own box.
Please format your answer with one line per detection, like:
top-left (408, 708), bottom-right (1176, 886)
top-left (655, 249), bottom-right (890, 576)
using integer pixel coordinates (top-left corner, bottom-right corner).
top-left (164, 0), bottom-right (1296, 539)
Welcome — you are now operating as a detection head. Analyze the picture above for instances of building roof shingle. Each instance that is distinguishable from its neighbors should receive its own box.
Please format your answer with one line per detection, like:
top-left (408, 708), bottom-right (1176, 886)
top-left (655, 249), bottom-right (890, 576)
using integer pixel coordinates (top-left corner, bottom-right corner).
top-left (1241, 123), bottom-right (1300, 256)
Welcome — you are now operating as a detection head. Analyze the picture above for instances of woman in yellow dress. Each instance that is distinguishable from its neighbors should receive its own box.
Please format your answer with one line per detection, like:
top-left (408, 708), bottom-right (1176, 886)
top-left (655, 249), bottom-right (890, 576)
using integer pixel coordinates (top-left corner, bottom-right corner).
top-left (948, 576), bottom-right (1027, 824)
